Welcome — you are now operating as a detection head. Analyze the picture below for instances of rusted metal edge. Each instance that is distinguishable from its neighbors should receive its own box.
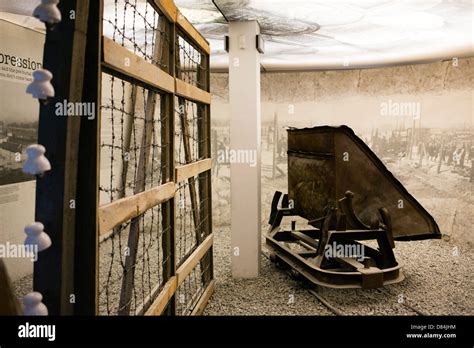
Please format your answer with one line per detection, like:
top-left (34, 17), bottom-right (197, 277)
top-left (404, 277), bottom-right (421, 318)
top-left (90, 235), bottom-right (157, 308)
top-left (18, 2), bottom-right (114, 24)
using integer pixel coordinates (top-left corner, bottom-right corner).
top-left (287, 125), bottom-right (441, 240)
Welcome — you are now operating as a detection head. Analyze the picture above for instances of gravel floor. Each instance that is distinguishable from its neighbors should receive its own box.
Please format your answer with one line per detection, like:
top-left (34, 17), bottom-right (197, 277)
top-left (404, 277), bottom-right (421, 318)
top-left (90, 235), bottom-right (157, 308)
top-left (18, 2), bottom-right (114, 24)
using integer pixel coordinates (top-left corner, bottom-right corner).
top-left (205, 226), bottom-right (333, 315)
top-left (13, 229), bottom-right (473, 316)
top-left (204, 225), bottom-right (474, 316)
top-left (13, 272), bottom-right (32, 301)
top-left (11, 153), bottom-right (474, 316)
top-left (203, 153), bottom-right (474, 316)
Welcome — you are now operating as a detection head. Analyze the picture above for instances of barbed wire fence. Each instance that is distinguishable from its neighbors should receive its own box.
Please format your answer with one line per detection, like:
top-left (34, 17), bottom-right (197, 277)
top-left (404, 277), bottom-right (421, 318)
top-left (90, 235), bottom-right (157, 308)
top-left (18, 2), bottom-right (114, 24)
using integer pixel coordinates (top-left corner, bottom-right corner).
top-left (97, 0), bottom-right (212, 315)
top-left (174, 26), bottom-right (212, 315)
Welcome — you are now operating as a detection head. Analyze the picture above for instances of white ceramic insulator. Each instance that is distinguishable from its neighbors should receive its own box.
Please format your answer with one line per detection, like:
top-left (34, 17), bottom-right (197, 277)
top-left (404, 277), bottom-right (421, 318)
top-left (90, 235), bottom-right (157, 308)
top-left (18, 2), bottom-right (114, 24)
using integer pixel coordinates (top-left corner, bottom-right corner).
top-left (23, 292), bottom-right (48, 316)
top-left (22, 144), bottom-right (51, 176)
top-left (26, 69), bottom-right (54, 100)
top-left (24, 222), bottom-right (52, 252)
top-left (33, 0), bottom-right (61, 24)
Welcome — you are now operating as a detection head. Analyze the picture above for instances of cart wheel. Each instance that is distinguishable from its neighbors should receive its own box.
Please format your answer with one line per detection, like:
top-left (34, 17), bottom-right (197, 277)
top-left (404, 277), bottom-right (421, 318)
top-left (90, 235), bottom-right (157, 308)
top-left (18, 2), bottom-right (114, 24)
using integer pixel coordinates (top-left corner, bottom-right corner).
top-left (269, 253), bottom-right (277, 263)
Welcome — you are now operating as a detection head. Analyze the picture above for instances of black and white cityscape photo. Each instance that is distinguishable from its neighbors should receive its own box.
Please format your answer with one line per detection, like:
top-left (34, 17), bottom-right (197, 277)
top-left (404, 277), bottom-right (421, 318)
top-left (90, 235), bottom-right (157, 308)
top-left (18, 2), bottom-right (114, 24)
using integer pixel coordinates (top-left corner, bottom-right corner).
top-left (0, 0), bottom-right (472, 346)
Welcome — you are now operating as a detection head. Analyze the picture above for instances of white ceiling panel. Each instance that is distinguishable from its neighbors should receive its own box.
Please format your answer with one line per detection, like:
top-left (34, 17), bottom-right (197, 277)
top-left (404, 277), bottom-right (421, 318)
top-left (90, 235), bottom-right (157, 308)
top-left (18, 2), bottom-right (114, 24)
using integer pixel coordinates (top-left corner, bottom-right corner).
top-left (1, 0), bottom-right (473, 71)
top-left (176, 0), bottom-right (474, 70)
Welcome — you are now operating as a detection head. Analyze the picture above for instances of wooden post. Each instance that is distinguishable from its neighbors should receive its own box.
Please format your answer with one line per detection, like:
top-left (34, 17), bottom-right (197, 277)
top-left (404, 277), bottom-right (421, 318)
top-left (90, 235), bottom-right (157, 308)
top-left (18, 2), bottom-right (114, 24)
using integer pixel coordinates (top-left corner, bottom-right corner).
top-left (175, 35), bottom-right (209, 289)
top-left (161, 18), bottom-right (176, 316)
top-left (197, 52), bottom-right (213, 285)
top-left (212, 129), bottom-right (218, 175)
top-left (34, 0), bottom-right (91, 315)
top-left (118, 85), bottom-right (138, 199)
top-left (73, 0), bottom-right (102, 315)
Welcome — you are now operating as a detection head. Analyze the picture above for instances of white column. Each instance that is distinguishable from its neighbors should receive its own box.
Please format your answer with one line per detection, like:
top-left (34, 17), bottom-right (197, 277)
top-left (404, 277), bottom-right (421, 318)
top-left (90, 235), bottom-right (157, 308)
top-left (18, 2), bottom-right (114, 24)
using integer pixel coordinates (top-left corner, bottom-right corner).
top-left (229, 21), bottom-right (261, 278)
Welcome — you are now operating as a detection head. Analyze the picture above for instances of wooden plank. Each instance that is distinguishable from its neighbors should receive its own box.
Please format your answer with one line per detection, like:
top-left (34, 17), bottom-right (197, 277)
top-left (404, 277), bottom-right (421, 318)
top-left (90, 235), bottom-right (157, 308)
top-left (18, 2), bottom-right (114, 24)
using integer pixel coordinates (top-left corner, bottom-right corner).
top-left (102, 37), bottom-right (174, 93)
top-left (144, 234), bottom-right (213, 316)
top-left (176, 234), bottom-right (213, 286)
top-left (134, 280), bottom-right (161, 315)
top-left (144, 276), bottom-right (178, 315)
top-left (176, 11), bottom-right (210, 55)
top-left (153, 0), bottom-right (178, 22)
top-left (175, 158), bottom-right (212, 182)
top-left (73, 0), bottom-right (102, 315)
top-left (98, 182), bottom-right (176, 235)
top-left (154, 0), bottom-right (209, 54)
top-left (175, 78), bottom-right (211, 105)
top-left (142, 238), bottom-right (215, 316)
top-left (33, 0), bottom-right (90, 315)
top-left (191, 279), bottom-right (215, 315)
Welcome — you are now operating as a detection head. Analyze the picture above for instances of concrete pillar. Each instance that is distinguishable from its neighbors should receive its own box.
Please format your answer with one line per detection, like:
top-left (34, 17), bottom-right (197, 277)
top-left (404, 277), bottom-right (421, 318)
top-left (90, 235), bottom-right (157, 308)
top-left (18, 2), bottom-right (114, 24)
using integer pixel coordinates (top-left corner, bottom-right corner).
top-left (229, 21), bottom-right (261, 278)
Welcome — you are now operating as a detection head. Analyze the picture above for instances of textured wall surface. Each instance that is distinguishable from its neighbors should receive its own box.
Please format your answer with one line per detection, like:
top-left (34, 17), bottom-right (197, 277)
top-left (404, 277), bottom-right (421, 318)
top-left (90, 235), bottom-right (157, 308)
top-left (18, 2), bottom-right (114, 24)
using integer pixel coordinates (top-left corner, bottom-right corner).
top-left (210, 57), bottom-right (474, 247)
top-left (211, 58), bottom-right (474, 104)
top-left (210, 58), bottom-right (474, 133)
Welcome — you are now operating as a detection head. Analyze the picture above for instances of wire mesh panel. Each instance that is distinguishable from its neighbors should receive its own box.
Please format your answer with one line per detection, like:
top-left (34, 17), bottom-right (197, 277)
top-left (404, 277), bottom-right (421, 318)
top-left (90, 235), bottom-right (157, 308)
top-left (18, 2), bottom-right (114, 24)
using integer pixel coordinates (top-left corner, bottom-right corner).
top-left (175, 175), bottom-right (212, 315)
top-left (175, 99), bottom-right (208, 165)
top-left (97, 0), bottom-right (181, 316)
top-left (172, 12), bottom-right (213, 314)
top-left (174, 32), bottom-right (213, 312)
top-left (103, 0), bottom-right (171, 72)
top-left (175, 32), bottom-right (209, 89)
top-left (173, 76), bottom-right (213, 313)
top-left (100, 0), bottom-right (214, 316)
top-left (175, 256), bottom-right (212, 315)
top-left (99, 72), bottom-right (172, 315)
top-left (99, 204), bottom-right (171, 315)
top-left (175, 176), bottom-right (210, 265)
top-left (99, 75), bottom-right (169, 204)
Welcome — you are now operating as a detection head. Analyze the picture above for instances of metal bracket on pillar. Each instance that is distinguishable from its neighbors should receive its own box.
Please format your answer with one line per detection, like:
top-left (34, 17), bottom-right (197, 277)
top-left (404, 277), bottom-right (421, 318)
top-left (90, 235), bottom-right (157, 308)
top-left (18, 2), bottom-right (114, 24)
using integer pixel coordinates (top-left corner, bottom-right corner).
top-left (256, 34), bottom-right (265, 54)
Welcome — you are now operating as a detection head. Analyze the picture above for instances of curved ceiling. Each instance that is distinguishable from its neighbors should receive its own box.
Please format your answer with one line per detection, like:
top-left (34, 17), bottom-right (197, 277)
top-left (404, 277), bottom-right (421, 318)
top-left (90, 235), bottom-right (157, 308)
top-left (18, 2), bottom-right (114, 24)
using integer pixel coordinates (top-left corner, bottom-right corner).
top-left (1, 0), bottom-right (473, 71)
top-left (176, 0), bottom-right (474, 71)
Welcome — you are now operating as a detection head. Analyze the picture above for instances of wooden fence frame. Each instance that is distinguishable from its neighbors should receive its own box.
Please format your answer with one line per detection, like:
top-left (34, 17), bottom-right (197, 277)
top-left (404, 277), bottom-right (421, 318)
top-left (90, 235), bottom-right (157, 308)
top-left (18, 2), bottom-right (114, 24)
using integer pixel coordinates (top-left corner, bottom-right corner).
top-left (34, 0), bottom-right (213, 315)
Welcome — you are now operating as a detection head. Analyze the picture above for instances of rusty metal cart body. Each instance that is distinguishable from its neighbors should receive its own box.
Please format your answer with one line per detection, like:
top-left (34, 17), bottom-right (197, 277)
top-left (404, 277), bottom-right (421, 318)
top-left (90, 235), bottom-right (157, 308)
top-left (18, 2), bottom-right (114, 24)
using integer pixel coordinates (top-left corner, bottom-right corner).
top-left (266, 126), bottom-right (441, 289)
